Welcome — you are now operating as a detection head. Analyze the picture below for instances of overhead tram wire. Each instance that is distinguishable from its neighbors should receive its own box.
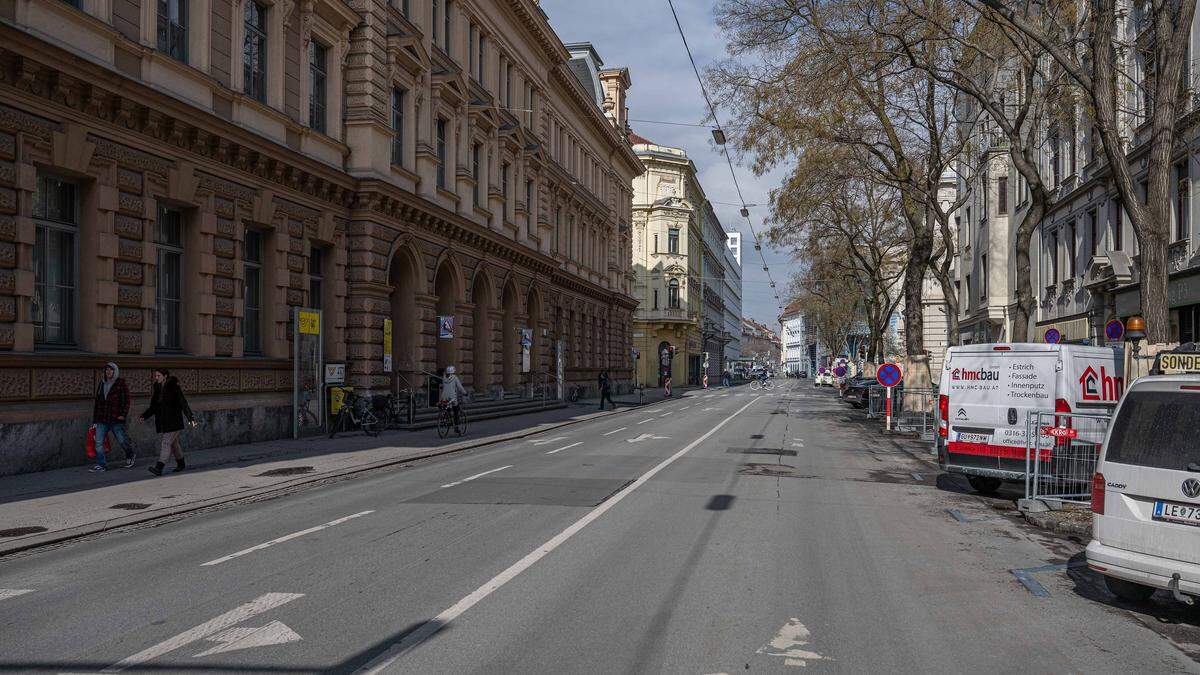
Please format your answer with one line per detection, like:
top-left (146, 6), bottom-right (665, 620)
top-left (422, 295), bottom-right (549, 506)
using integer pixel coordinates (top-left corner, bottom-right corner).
top-left (664, 0), bottom-right (784, 312)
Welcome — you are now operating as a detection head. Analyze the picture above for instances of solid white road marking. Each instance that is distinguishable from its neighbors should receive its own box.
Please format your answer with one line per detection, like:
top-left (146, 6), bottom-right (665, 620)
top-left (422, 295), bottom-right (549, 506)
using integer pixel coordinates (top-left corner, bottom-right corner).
top-left (356, 397), bottom-right (762, 674)
top-left (637, 418), bottom-right (654, 425)
top-left (0, 589), bottom-right (33, 601)
top-left (602, 426), bottom-right (628, 436)
top-left (440, 465), bottom-right (513, 488)
top-left (659, 411), bottom-right (673, 417)
top-left (757, 617), bottom-right (831, 667)
top-left (193, 620), bottom-right (301, 657)
top-left (201, 512), bottom-right (374, 566)
top-left (102, 593), bottom-right (304, 672)
top-left (545, 442), bottom-right (582, 455)
top-left (528, 436), bottom-right (568, 447)
top-left (626, 433), bottom-right (669, 443)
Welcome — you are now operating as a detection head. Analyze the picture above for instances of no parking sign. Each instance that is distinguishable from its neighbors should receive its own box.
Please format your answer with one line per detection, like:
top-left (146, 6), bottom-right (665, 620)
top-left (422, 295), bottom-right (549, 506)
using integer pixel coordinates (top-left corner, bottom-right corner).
top-left (876, 362), bottom-right (903, 432)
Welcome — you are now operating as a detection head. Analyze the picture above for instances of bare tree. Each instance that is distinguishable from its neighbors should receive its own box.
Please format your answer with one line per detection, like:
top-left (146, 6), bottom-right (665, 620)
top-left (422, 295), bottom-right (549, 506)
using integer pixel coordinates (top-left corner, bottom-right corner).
top-left (966, 0), bottom-right (1196, 342)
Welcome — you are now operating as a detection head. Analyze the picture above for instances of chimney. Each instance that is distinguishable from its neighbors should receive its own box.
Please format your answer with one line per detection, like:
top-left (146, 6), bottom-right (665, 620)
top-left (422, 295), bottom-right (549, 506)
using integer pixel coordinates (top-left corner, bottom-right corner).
top-left (598, 68), bottom-right (631, 132)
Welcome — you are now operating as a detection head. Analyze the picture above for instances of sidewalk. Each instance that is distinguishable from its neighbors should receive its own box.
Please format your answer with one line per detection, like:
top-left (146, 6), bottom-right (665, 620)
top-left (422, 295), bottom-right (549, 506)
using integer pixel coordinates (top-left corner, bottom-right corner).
top-left (0, 385), bottom-right (706, 556)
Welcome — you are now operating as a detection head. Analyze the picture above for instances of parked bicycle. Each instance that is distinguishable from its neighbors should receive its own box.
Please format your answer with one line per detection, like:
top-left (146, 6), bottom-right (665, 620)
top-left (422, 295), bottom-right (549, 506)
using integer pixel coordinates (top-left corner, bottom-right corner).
top-left (329, 390), bottom-right (382, 438)
top-left (373, 388), bottom-right (413, 429)
top-left (436, 399), bottom-right (468, 438)
top-left (296, 387), bottom-right (320, 430)
top-left (566, 385), bottom-right (582, 402)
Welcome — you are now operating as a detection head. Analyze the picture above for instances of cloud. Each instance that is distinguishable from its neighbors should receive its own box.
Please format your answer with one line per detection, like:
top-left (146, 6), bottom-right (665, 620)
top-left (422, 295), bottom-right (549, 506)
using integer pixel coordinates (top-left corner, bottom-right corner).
top-left (540, 0), bottom-right (797, 330)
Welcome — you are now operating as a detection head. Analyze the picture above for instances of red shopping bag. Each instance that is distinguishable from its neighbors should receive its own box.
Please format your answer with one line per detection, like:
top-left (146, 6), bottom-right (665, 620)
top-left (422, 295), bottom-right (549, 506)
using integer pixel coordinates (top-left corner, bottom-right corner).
top-left (85, 426), bottom-right (111, 459)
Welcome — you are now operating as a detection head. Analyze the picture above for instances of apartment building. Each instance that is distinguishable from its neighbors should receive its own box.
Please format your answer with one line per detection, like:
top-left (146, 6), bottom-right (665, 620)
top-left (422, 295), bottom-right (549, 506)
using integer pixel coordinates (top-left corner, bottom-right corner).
top-left (779, 300), bottom-right (805, 375)
top-left (722, 231), bottom-right (742, 366)
top-left (0, 0), bottom-right (641, 474)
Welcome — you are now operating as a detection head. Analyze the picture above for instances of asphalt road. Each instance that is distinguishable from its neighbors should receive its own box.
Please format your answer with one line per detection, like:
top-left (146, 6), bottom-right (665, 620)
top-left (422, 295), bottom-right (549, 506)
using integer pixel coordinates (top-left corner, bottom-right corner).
top-left (1, 382), bottom-right (1198, 673)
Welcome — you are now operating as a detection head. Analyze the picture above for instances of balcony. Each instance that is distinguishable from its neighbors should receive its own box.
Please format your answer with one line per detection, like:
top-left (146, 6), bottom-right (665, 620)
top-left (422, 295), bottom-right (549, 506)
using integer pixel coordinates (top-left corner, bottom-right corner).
top-left (639, 308), bottom-right (697, 324)
top-left (1169, 238), bottom-right (1194, 273)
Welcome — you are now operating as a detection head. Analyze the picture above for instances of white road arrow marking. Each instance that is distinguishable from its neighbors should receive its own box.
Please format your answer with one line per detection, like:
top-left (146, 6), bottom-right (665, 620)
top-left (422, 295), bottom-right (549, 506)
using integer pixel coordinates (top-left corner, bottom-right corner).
top-left (546, 442), bottom-right (582, 455)
top-left (626, 433), bottom-right (669, 443)
top-left (441, 465), bottom-right (512, 488)
top-left (757, 617), bottom-right (832, 667)
top-left (0, 589), bottom-right (33, 601)
top-left (528, 436), bottom-right (568, 446)
top-left (202, 511), bottom-right (374, 566)
top-left (102, 592), bottom-right (304, 672)
top-left (193, 620), bottom-right (302, 657)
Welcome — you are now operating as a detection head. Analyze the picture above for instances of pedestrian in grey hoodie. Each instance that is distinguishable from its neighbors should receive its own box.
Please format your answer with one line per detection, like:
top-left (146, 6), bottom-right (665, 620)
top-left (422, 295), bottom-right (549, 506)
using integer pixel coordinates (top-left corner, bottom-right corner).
top-left (91, 361), bottom-right (136, 471)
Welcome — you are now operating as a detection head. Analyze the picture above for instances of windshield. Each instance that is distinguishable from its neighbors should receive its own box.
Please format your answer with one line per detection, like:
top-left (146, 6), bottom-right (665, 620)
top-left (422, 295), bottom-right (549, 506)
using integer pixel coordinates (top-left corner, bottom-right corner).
top-left (1104, 389), bottom-right (1200, 470)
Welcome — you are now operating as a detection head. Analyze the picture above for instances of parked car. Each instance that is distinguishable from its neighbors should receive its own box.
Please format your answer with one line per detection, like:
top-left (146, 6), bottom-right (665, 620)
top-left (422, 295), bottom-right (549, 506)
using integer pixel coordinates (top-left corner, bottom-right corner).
top-left (842, 378), bottom-right (876, 408)
top-left (936, 342), bottom-right (1125, 494)
top-left (1086, 346), bottom-right (1200, 604)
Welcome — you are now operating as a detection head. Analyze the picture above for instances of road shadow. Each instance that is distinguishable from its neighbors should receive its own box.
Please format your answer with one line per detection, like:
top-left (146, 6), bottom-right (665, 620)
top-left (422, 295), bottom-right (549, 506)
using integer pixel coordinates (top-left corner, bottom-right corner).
top-left (1066, 551), bottom-right (1200, 629)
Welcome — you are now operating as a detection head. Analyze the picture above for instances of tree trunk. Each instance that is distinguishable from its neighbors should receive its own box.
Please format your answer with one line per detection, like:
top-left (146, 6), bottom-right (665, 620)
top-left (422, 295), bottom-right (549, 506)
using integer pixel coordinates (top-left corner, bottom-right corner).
top-left (1140, 230), bottom-right (1172, 343)
top-left (903, 213), bottom-right (933, 356)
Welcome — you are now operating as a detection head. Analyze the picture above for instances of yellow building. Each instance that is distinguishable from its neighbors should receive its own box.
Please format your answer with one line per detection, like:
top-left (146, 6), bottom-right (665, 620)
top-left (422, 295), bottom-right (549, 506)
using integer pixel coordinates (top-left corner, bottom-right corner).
top-left (629, 134), bottom-right (706, 388)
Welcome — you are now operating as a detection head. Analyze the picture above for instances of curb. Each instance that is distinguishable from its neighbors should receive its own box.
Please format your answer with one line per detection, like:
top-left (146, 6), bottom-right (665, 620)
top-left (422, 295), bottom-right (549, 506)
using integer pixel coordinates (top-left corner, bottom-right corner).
top-left (1022, 509), bottom-right (1093, 538)
top-left (0, 389), bottom-right (699, 558)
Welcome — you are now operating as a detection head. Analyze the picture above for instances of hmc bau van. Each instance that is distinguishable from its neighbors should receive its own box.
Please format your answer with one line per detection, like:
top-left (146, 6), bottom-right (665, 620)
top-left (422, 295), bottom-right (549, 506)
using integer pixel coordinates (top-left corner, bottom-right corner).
top-left (936, 343), bottom-right (1125, 493)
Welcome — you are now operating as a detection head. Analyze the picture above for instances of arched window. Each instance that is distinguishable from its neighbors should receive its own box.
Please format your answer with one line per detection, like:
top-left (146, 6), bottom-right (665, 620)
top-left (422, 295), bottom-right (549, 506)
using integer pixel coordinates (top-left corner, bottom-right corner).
top-left (667, 278), bottom-right (681, 309)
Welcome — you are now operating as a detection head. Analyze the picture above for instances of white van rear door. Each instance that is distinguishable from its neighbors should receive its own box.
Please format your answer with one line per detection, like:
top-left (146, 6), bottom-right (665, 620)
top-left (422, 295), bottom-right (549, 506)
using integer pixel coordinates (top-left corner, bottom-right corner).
top-left (1098, 382), bottom-right (1200, 565)
top-left (947, 349), bottom-right (1058, 459)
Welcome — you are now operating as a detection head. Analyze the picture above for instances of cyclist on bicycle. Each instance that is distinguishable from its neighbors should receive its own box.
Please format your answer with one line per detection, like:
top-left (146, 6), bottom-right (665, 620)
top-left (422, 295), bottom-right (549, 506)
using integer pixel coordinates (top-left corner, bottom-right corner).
top-left (441, 365), bottom-right (468, 426)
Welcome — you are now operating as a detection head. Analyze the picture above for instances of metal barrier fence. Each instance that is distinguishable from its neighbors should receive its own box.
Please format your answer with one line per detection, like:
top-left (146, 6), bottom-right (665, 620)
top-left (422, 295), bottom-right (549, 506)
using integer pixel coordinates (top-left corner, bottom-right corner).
top-left (867, 385), bottom-right (884, 418)
top-left (893, 388), bottom-right (938, 439)
top-left (1023, 410), bottom-right (1112, 505)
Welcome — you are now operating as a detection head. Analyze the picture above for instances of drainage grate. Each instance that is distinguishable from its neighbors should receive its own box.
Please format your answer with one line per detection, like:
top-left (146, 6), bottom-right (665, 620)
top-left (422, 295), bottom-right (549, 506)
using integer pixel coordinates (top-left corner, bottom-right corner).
top-left (254, 466), bottom-right (316, 477)
top-left (0, 526), bottom-right (48, 538)
top-left (750, 434), bottom-right (765, 439)
top-left (726, 447), bottom-right (798, 456)
top-left (109, 503), bottom-right (151, 510)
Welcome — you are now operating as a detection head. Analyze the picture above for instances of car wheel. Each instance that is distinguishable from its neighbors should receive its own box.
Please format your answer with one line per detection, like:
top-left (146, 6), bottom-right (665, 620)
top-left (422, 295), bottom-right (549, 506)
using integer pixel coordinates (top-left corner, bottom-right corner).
top-left (967, 476), bottom-right (1003, 494)
top-left (1104, 576), bottom-right (1156, 602)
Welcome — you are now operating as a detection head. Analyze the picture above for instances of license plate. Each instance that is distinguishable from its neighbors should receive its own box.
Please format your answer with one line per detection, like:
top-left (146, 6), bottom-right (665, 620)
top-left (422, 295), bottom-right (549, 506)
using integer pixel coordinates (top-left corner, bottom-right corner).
top-left (957, 432), bottom-right (991, 444)
top-left (1153, 500), bottom-right (1200, 527)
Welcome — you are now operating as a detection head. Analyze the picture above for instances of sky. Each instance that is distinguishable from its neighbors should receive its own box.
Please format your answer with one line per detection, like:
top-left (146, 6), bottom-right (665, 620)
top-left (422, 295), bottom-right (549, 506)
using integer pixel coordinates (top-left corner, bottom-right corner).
top-left (539, 0), bottom-right (797, 331)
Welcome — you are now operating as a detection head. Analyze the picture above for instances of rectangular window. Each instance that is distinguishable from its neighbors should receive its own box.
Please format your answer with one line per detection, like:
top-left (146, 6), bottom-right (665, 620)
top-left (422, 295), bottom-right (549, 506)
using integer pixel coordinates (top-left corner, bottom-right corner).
top-left (32, 175), bottom-right (77, 346)
top-left (554, 206), bottom-right (561, 252)
top-left (1089, 209), bottom-right (1099, 255)
top-left (472, 143), bottom-right (481, 206)
top-left (1069, 222), bottom-right (1078, 277)
top-left (243, 1), bottom-right (268, 102)
top-left (391, 88), bottom-right (405, 165)
top-left (1176, 161), bottom-right (1189, 242)
top-left (431, 0), bottom-right (440, 47)
top-left (1050, 229), bottom-right (1059, 284)
top-left (667, 228), bottom-right (680, 254)
top-left (309, 41), bottom-right (328, 133)
top-left (244, 230), bottom-right (263, 353)
top-left (157, 0), bottom-right (188, 62)
top-left (468, 23), bottom-right (477, 77)
top-left (965, 274), bottom-right (972, 304)
top-left (476, 33), bottom-right (485, 83)
top-left (1050, 130), bottom-right (1061, 186)
top-left (505, 63), bottom-right (513, 109)
top-left (1113, 197), bottom-right (1124, 250)
top-left (980, 254), bottom-right (987, 300)
top-left (443, 0), bottom-right (452, 52)
top-left (308, 247), bottom-right (324, 310)
top-left (436, 118), bottom-right (447, 189)
top-left (525, 179), bottom-right (533, 235)
top-left (500, 161), bottom-right (509, 218)
top-left (1104, 390), bottom-right (1200, 471)
top-left (997, 176), bottom-right (1008, 214)
top-left (654, 233), bottom-right (659, 253)
top-left (156, 206), bottom-right (184, 351)
top-left (568, 215), bottom-right (575, 257)
top-left (668, 280), bottom-right (680, 309)
top-left (653, 288), bottom-right (659, 310)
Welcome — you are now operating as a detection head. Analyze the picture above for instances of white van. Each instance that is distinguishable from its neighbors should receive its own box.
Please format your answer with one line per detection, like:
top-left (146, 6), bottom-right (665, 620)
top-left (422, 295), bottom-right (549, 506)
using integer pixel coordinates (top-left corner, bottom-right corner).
top-left (1086, 350), bottom-right (1200, 603)
top-left (936, 343), bottom-right (1125, 493)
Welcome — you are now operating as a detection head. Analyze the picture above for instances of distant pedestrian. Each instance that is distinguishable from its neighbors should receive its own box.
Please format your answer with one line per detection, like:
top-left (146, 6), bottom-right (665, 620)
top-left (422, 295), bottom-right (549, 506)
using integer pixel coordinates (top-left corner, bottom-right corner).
top-left (140, 368), bottom-right (195, 476)
top-left (598, 371), bottom-right (616, 410)
top-left (90, 361), bottom-right (136, 472)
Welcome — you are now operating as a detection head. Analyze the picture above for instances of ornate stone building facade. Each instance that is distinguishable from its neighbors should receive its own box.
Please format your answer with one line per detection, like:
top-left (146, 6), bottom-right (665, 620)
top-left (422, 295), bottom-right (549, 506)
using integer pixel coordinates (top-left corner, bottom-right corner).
top-left (0, 0), bottom-right (640, 475)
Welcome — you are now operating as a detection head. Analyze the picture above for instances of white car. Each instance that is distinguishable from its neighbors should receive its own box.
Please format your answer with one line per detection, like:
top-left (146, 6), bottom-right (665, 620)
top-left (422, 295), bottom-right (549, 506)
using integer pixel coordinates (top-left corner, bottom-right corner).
top-left (1086, 357), bottom-right (1200, 603)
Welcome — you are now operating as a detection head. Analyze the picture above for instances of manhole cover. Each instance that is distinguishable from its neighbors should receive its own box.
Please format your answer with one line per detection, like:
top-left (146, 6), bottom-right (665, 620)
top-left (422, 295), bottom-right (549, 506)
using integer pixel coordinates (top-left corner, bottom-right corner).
top-left (254, 466), bottom-right (316, 477)
top-left (0, 526), bottom-right (48, 538)
top-left (109, 503), bottom-right (151, 510)
top-left (727, 447), bottom-right (798, 456)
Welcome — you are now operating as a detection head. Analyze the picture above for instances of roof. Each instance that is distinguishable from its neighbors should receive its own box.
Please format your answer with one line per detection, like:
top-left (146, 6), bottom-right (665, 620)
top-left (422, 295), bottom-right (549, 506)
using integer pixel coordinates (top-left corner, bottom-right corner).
top-left (628, 131), bottom-right (654, 146)
top-left (779, 299), bottom-right (803, 319)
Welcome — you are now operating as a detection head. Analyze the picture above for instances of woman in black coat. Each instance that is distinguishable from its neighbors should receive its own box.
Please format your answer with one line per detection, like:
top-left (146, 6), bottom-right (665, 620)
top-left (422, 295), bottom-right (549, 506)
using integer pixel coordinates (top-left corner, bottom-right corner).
top-left (140, 368), bottom-right (195, 476)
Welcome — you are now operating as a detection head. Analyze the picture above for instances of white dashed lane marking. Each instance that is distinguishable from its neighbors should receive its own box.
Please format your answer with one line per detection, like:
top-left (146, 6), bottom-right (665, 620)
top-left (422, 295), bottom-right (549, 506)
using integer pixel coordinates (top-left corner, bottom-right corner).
top-left (601, 427), bottom-right (628, 436)
top-left (201, 512), bottom-right (374, 566)
top-left (546, 442), bottom-right (582, 455)
top-left (440, 465), bottom-right (512, 489)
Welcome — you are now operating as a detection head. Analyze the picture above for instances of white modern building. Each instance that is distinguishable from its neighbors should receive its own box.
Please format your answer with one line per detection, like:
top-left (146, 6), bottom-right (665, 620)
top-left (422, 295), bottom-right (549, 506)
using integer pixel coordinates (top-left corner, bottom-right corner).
top-left (780, 300), bottom-right (807, 375)
top-left (726, 232), bottom-right (742, 265)
top-left (723, 232), bottom-right (744, 367)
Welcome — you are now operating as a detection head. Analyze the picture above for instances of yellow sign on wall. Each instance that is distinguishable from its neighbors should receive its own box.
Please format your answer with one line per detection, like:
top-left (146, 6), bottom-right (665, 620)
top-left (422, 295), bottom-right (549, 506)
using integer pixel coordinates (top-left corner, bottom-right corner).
top-left (383, 319), bottom-right (393, 373)
top-left (298, 310), bottom-right (321, 335)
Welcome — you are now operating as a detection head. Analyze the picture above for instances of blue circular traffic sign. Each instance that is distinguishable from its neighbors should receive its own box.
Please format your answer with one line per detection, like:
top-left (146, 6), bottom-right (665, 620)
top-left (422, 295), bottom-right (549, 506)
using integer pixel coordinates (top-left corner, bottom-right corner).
top-left (876, 362), bottom-right (902, 388)
top-left (1105, 319), bottom-right (1125, 342)
top-left (1044, 328), bottom-right (1062, 344)
top-left (833, 366), bottom-right (847, 377)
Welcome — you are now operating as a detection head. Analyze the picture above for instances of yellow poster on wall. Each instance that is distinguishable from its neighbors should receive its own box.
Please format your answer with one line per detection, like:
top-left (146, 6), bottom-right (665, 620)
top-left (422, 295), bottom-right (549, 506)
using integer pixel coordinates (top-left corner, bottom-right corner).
top-left (298, 310), bottom-right (320, 335)
top-left (383, 318), bottom-right (393, 373)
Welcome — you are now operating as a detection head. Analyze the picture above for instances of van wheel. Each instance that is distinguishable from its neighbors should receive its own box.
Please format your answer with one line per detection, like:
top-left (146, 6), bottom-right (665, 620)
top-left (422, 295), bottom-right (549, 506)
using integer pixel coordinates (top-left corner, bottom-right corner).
top-left (967, 476), bottom-right (1003, 494)
top-left (1104, 576), bottom-right (1155, 602)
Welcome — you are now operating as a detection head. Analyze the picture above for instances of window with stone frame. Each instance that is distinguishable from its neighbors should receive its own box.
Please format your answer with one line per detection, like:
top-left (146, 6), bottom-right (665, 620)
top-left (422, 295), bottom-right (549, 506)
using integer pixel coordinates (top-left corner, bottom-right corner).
top-left (667, 228), bottom-right (679, 254)
top-left (391, 88), bottom-right (405, 166)
top-left (244, 229), bottom-right (264, 353)
top-left (668, 278), bottom-right (681, 309)
top-left (32, 174), bottom-right (78, 347)
top-left (1176, 161), bottom-right (1190, 242)
top-left (436, 118), bottom-right (447, 189)
top-left (156, 206), bottom-right (185, 352)
top-left (309, 41), bottom-right (328, 133)
top-left (525, 179), bottom-right (533, 236)
top-left (157, 0), bottom-right (188, 62)
top-left (501, 161), bottom-right (509, 219)
top-left (308, 246), bottom-right (324, 310)
top-left (243, 1), bottom-right (268, 103)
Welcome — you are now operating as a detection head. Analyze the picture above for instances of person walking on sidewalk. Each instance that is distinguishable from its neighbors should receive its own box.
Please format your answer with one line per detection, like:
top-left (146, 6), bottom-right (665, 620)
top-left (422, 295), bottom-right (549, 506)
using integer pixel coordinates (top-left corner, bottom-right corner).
top-left (598, 371), bottom-right (616, 410)
top-left (140, 368), bottom-right (196, 476)
top-left (90, 362), bottom-right (137, 472)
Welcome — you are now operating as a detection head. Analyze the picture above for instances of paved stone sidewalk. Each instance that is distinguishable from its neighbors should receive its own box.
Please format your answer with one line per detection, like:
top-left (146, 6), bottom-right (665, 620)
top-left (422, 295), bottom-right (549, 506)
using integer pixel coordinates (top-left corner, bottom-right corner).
top-left (0, 385), bottom-right (714, 556)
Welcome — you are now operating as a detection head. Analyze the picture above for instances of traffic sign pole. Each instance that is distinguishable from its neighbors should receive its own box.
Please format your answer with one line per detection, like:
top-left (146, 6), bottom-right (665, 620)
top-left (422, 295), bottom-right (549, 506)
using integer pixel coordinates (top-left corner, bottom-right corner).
top-left (886, 387), bottom-right (893, 432)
